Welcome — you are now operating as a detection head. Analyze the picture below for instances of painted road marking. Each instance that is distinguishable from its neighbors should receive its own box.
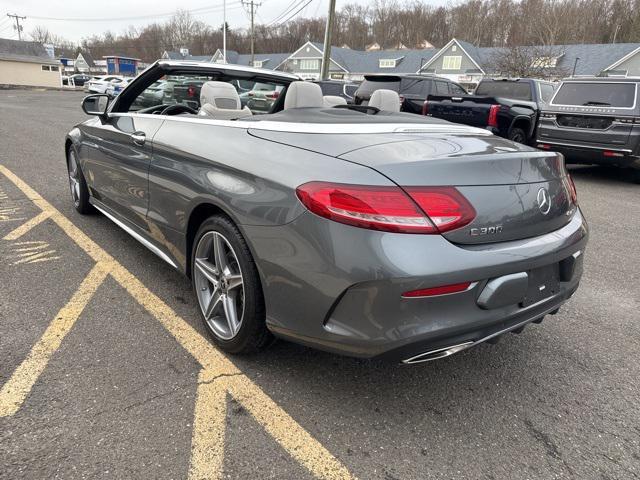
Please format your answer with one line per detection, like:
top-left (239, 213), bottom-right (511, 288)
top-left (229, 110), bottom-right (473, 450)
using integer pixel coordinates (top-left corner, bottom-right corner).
top-left (0, 165), bottom-right (355, 480)
top-left (5, 240), bottom-right (60, 265)
top-left (0, 261), bottom-right (112, 416)
top-left (3, 210), bottom-right (52, 240)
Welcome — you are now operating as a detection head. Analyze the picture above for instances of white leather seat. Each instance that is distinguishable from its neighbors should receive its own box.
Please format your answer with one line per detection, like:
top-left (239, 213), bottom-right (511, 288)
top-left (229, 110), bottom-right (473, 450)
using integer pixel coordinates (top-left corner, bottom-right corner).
top-left (198, 81), bottom-right (253, 120)
top-left (369, 89), bottom-right (401, 113)
top-left (284, 81), bottom-right (324, 109)
top-left (323, 95), bottom-right (347, 107)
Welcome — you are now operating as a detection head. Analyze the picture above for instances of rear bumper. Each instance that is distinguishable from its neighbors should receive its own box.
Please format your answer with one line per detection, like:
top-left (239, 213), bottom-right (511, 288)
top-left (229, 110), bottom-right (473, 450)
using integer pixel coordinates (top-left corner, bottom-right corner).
top-left (535, 141), bottom-right (640, 168)
top-left (244, 208), bottom-right (588, 362)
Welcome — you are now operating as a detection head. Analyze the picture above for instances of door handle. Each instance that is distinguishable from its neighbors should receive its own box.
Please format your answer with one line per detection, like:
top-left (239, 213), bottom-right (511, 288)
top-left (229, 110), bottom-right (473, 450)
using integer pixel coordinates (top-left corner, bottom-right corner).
top-left (131, 132), bottom-right (146, 146)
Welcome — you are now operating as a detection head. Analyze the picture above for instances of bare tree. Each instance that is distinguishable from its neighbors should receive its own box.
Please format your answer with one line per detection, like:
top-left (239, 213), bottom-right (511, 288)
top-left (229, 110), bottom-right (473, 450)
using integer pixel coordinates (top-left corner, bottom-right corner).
top-left (487, 45), bottom-right (569, 79)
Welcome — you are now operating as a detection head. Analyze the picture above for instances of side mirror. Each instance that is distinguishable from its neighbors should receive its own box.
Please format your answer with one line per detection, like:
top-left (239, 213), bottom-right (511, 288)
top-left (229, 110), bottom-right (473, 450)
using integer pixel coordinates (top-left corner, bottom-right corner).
top-left (82, 94), bottom-right (110, 116)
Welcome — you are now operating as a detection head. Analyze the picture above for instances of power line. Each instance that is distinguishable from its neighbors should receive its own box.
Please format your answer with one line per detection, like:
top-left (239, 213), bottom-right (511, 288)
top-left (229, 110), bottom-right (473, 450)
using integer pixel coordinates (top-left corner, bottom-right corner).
top-left (26, 3), bottom-right (243, 23)
top-left (270, 0), bottom-right (316, 27)
top-left (265, 0), bottom-right (305, 26)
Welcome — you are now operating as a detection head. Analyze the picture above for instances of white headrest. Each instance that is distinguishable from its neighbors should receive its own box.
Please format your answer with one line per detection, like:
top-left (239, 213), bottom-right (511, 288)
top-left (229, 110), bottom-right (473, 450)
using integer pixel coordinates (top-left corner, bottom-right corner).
top-left (284, 81), bottom-right (323, 109)
top-left (323, 95), bottom-right (347, 107)
top-left (200, 81), bottom-right (241, 110)
top-left (369, 89), bottom-right (401, 113)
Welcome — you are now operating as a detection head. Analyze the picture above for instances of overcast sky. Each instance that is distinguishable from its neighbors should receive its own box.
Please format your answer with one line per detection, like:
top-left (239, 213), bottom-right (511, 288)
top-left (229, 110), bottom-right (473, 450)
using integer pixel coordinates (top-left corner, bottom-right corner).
top-left (0, 0), bottom-right (448, 43)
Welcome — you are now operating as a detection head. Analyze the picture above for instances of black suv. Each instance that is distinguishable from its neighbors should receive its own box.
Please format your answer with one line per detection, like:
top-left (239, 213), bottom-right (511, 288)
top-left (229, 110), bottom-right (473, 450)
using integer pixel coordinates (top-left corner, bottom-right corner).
top-left (314, 80), bottom-right (360, 104)
top-left (536, 77), bottom-right (640, 181)
top-left (354, 74), bottom-right (468, 114)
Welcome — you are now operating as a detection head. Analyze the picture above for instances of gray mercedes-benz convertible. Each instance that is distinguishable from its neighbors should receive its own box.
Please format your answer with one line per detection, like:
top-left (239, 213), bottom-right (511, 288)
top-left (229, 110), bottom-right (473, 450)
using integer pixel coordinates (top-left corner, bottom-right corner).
top-left (65, 60), bottom-right (588, 363)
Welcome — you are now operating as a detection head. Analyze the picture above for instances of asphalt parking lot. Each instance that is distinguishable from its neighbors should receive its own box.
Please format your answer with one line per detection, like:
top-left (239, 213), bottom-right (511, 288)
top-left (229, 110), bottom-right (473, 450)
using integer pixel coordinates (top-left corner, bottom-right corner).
top-left (1, 89), bottom-right (639, 480)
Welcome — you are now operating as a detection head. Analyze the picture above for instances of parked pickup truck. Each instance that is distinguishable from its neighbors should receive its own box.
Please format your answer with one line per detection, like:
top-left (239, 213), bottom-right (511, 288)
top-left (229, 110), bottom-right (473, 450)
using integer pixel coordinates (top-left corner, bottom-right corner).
top-left (424, 78), bottom-right (556, 144)
top-left (536, 77), bottom-right (640, 182)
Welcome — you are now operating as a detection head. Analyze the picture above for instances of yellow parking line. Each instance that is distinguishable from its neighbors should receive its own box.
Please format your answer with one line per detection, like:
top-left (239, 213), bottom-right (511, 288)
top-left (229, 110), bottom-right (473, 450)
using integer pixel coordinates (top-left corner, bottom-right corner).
top-left (3, 210), bottom-right (52, 241)
top-left (189, 371), bottom-right (229, 480)
top-left (0, 261), bottom-right (111, 417)
top-left (0, 165), bottom-right (355, 479)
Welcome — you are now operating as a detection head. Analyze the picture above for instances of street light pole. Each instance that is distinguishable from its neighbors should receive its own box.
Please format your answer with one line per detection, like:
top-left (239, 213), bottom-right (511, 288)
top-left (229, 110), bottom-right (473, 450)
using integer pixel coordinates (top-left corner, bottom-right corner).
top-left (320, 0), bottom-right (337, 80)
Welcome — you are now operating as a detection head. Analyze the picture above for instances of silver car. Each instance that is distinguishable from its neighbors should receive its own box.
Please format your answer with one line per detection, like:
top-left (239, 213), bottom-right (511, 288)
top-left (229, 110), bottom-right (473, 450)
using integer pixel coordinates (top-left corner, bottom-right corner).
top-left (65, 61), bottom-right (587, 363)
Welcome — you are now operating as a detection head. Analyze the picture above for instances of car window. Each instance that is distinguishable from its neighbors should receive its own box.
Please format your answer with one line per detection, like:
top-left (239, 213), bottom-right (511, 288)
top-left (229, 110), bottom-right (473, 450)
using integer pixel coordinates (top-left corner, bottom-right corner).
top-left (551, 82), bottom-right (636, 108)
top-left (400, 79), bottom-right (425, 95)
top-left (434, 81), bottom-right (449, 95)
top-left (127, 73), bottom-right (286, 115)
top-left (475, 81), bottom-right (532, 100)
top-left (449, 83), bottom-right (467, 96)
top-left (539, 84), bottom-right (555, 103)
top-left (344, 84), bottom-right (358, 98)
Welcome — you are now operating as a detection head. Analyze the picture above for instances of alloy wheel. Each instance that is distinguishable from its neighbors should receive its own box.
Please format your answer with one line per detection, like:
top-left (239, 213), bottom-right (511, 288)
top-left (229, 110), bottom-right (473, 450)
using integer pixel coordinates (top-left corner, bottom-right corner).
top-left (68, 151), bottom-right (81, 207)
top-left (194, 231), bottom-right (245, 340)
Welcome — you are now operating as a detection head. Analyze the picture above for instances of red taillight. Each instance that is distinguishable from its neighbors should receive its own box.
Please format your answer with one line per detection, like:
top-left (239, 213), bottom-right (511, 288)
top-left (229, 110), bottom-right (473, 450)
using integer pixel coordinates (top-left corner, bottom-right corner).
top-left (488, 104), bottom-right (500, 128)
top-left (404, 186), bottom-right (477, 233)
top-left (565, 174), bottom-right (578, 205)
top-left (266, 91), bottom-right (280, 99)
top-left (296, 182), bottom-right (436, 233)
top-left (537, 143), bottom-right (551, 149)
top-left (422, 100), bottom-right (429, 116)
top-left (187, 86), bottom-right (196, 97)
top-left (402, 282), bottom-right (472, 298)
top-left (295, 182), bottom-right (475, 234)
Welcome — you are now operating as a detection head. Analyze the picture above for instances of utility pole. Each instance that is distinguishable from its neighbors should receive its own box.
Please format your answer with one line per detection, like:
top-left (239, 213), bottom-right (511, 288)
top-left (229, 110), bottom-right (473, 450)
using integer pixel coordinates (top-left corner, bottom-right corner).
top-left (320, 0), bottom-right (337, 80)
top-left (7, 13), bottom-right (26, 41)
top-left (223, 0), bottom-right (227, 63)
top-left (242, 0), bottom-right (261, 66)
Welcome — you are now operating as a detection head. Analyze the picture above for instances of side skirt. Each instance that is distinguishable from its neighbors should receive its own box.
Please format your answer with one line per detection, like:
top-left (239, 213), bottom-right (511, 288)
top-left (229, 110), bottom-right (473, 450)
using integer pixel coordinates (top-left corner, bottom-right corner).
top-left (90, 198), bottom-right (179, 270)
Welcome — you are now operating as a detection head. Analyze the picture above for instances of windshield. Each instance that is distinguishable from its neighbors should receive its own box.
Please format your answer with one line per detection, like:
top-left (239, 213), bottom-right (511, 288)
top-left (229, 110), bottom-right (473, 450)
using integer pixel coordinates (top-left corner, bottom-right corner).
top-left (475, 82), bottom-right (532, 101)
top-left (552, 82), bottom-right (637, 108)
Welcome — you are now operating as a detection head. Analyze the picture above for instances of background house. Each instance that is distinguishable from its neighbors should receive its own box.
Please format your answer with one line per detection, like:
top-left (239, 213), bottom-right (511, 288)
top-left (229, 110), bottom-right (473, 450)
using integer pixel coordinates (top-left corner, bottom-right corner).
top-left (0, 38), bottom-right (61, 88)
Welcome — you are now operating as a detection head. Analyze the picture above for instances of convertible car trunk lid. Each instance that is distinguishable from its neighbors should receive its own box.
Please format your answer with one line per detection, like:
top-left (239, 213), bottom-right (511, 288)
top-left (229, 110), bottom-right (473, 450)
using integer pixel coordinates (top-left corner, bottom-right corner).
top-left (249, 129), bottom-right (575, 244)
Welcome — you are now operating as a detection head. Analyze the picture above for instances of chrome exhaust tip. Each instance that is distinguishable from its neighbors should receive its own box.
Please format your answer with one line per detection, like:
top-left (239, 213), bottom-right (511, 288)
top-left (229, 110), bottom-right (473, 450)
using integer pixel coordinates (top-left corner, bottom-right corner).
top-left (402, 342), bottom-right (474, 364)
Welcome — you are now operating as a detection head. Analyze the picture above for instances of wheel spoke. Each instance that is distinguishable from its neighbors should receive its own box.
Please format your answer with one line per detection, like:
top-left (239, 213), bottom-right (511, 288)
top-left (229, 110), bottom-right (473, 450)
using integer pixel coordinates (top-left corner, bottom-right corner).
top-left (195, 257), bottom-right (219, 285)
top-left (222, 293), bottom-right (240, 335)
top-left (213, 233), bottom-right (228, 272)
top-left (204, 288), bottom-right (222, 320)
top-left (225, 273), bottom-right (243, 291)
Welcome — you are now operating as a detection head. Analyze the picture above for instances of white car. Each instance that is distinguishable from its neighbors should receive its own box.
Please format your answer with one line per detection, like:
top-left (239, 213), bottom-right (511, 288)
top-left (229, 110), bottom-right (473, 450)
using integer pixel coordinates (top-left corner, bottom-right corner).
top-left (85, 76), bottom-right (124, 94)
top-left (106, 78), bottom-right (132, 97)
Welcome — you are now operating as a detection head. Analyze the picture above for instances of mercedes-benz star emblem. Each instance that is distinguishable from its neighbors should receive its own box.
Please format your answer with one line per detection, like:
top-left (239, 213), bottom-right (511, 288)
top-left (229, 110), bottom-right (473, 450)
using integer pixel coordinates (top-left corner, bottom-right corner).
top-left (537, 187), bottom-right (551, 215)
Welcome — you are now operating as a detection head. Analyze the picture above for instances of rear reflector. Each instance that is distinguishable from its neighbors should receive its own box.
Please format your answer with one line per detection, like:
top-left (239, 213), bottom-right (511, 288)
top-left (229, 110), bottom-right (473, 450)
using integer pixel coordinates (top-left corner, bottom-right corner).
top-left (603, 150), bottom-right (624, 157)
top-left (296, 182), bottom-right (476, 234)
top-left (402, 282), bottom-right (472, 298)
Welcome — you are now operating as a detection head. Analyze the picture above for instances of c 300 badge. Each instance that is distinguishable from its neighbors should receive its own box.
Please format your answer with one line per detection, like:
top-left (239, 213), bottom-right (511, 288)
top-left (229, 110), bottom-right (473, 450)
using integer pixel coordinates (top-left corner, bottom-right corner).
top-left (470, 225), bottom-right (503, 236)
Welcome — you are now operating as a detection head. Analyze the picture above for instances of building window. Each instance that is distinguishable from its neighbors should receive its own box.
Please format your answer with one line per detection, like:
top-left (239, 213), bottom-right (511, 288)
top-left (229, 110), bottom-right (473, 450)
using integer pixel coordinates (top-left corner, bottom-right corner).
top-left (41, 65), bottom-right (50, 71)
top-left (379, 59), bottom-right (396, 68)
top-left (299, 59), bottom-right (320, 70)
top-left (442, 56), bottom-right (462, 70)
top-left (50, 65), bottom-right (59, 71)
top-left (252, 60), bottom-right (263, 68)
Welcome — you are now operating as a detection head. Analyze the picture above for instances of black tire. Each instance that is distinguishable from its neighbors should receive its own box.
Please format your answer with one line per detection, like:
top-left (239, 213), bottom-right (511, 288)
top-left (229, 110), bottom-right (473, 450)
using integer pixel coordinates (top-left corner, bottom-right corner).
top-left (191, 215), bottom-right (271, 354)
top-left (508, 127), bottom-right (528, 144)
top-left (631, 168), bottom-right (640, 184)
top-left (66, 148), bottom-right (94, 214)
